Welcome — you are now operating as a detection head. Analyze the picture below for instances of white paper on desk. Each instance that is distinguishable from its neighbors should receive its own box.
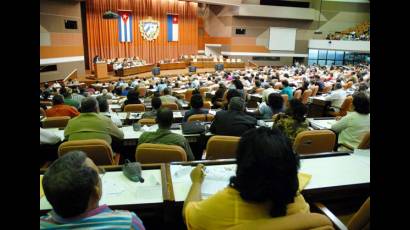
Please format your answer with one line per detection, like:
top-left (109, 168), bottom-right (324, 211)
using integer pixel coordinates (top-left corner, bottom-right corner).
top-left (172, 165), bottom-right (193, 183)
top-left (102, 177), bottom-right (125, 196)
top-left (173, 112), bottom-right (183, 117)
top-left (141, 124), bottom-right (158, 132)
top-left (129, 113), bottom-right (142, 119)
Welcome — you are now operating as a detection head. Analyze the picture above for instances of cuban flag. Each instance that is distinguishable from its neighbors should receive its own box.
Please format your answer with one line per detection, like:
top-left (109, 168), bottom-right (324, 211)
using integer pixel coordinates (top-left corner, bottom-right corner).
top-left (118, 11), bottom-right (132, 42)
top-left (167, 14), bottom-right (178, 42)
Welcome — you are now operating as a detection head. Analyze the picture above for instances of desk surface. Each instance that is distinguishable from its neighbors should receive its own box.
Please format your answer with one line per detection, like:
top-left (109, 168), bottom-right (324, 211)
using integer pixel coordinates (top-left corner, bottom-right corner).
top-left (307, 118), bottom-right (337, 130)
top-left (40, 169), bottom-right (164, 211)
top-left (169, 153), bottom-right (370, 202)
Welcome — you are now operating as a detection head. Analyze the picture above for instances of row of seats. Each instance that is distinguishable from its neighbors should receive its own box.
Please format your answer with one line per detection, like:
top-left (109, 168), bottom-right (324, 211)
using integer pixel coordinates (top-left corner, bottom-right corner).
top-left (56, 130), bottom-right (370, 166)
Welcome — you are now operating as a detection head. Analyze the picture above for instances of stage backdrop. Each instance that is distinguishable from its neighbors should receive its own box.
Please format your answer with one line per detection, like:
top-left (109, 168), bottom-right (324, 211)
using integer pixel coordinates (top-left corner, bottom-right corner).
top-left (85, 0), bottom-right (198, 69)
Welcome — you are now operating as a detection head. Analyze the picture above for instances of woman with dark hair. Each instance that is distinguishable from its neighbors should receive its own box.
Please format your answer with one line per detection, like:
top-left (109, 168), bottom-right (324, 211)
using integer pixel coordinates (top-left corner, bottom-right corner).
top-left (212, 83), bottom-right (227, 109)
top-left (121, 89), bottom-right (141, 110)
top-left (331, 92), bottom-right (370, 150)
top-left (254, 93), bottom-right (284, 119)
top-left (272, 99), bottom-right (309, 143)
top-left (296, 79), bottom-right (310, 94)
top-left (183, 94), bottom-right (209, 122)
top-left (183, 127), bottom-right (310, 229)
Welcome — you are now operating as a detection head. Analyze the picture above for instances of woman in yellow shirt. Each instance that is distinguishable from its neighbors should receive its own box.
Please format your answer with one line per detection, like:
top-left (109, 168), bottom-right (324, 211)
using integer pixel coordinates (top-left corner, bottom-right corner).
top-left (183, 127), bottom-right (310, 230)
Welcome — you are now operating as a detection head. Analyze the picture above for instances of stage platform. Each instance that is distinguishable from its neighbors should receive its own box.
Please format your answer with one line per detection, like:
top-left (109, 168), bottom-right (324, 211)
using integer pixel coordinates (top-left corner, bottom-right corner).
top-left (77, 67), bottom-right (246, 84)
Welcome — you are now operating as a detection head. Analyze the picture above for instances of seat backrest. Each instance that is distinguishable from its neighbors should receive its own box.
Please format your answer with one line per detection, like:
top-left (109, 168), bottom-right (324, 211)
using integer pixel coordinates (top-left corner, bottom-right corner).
top-left (227, 213), bottom-right (334, 230)
top-left (294, 89), bottom-right (302, 100)
top-left (206, 135), bottom-right (240, 160)
top-left (138, 118), bottom-right (156, 126)
top-left (347, 197), bottom-right (370, 230)
top-left (203, 101), bottom-right (212, 109)
top-left (188, 114), bottom-right (215, 122)
top-left (293, 130), bottom-right (336, 154)
top-left (124, 104), bottom-right (145, 112)
top-left (162, 103), bottom-right (179, 110)
top-left (199, 87), bottom-right (210, 97)
top-left (135, 143), bottom-right (187, 163)
top-left (357, 132), bottom-right (370, 149)
top-left (58, 139), bottom-right (114, 165)
top-left (338, 96), bottom-right (353, 116)
top-left (301, 89), bottom-right (312, 104)
top-left (42, 116), bottom-right (71, 128)
top-left (138, 87), bottom-right (147, 97)
top-left (185, 89), bottom-right (194, 101)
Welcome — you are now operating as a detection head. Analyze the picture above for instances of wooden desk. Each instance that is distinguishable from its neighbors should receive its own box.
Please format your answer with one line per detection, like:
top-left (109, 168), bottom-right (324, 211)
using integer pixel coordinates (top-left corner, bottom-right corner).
top-left (225, 62), bottom-right (245, 68)
top-left (117, 64), bottom-right (155, 77)
top-left (159, 62), bottom-right (187, 70)
top-left (94, 63), bottom-right (108, 79)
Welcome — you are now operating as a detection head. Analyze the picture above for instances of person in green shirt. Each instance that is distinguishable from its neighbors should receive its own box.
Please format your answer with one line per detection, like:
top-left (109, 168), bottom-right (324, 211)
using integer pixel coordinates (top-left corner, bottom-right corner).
top-left (62, 88), bottom-right (80, 109)
top-left (64, 97), bottom-right (124, 146)
top-left (138, 108), bottom-right (194, 161)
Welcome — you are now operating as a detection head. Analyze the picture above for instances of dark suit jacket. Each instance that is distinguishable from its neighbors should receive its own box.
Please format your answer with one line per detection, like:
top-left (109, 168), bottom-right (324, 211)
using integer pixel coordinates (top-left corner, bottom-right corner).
top-left (210, 110), bottom-right (257, 136)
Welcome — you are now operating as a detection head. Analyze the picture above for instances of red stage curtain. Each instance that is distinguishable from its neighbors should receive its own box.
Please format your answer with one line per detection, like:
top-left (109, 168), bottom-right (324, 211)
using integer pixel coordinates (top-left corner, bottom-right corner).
top-left (85, 0), bottom-right (198, 69)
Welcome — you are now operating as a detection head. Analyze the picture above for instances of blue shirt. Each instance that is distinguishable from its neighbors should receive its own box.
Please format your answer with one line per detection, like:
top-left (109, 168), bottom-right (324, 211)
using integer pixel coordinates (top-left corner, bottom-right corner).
top-left (281, 86), bottom-right (293, 100)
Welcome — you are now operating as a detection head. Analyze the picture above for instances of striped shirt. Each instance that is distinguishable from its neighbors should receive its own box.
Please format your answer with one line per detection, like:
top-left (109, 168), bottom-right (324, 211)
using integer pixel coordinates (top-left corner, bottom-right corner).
top-left (40, 204), bottom-right (145, 230)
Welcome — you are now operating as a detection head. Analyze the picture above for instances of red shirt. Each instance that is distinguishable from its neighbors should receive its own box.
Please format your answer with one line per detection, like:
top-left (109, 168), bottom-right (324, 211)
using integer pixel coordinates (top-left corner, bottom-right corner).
top-left (45, 104), bottom-right (79, 118)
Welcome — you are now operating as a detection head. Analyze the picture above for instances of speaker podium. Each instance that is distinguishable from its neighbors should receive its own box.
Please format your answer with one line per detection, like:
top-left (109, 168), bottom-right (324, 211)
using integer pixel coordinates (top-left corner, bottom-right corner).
top-left (94, 62), bottom-right (108, 79)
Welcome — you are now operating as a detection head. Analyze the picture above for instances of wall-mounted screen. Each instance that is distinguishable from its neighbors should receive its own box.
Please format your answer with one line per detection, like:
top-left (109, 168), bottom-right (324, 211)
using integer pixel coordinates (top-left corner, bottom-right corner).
top-left (268, 27), bottom-right (296, 51)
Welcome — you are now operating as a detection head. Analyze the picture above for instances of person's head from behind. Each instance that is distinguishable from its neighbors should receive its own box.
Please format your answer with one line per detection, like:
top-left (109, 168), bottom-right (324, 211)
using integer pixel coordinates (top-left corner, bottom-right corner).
top-left (267, 93), bottom-right (284, 111)
top-left (127, 89), bottom-right (139, 101)
top-left (190, 94), bottom-right (204, 109)
top-left (255, 80), bottom-right (261, 88)
top-left (42, 151), bottom-right (102, 218)
top-left (358, 83), bottom-right (368, 92)
top-left (232, 79), bottom-right (244, 90)
top-left (148, 97), bottom-right (160, 111)
top-left (163, 87), bottom-right (171, 95)
top-left (52, 95), bottom-right (64, 106)
top-left (226, 89), bottom-right (242, 104)
top-left (228, 97), bottom-right (245, 112)
top-left (282, 80), bottom-right (289, 88)
top-left (334, 82), bottom-right (342, 90)
top-left (230, 127), bottom-right (300, 217)
top-left (102, 89), bottom-right (108, 95)
top-left (353, 92), bottom-right (370, 114)
top-left (286, 99), bottom-right (307, 123)
top-left (96, 96), bottom-right (108, 112)
top-left (81, 97), bottom-right (99, 113)
top-left (156, 108), bottom-right (173, 129)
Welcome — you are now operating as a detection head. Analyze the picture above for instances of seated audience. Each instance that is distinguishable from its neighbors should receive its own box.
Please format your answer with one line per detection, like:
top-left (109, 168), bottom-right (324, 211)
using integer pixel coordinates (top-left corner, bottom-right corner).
top-left (96, 96), bottom-right (122, 127)
top-left (138, 108), bottom-right (194, 160)
top-left (210, 97), bottom-right (257, 136)
top-left (183, 127), bottom-right (310, 229)
top-left (100, 89), bottom-right (113, 100)
top-left (211, 83), bottom-right (226, 109)
top-left (280, 80), bottom-right (293, 100)
top-left (141, 97), bottom-right (162, 119)
top-left (40, 151), bottom-right (145, 229)
top-left (331, 92), bottom-right (370, 150)
top-left (122, 89), bottom-right (142, 110)
top-left (256, 93), bottom-right (284, 119)
top-left (64, 97), bottom-right (124, 145)
top-left (61, 88), bottom-right (80, 109)
top-left (45, 95), bottom-right (80, 118)
top-left (272, 99), bottom-right (309, 143)
top-left (324, 82), bottom-right (347, 112)
top-left (160, 87), bottom-right (182, 109)
top-left (183, 94), bottom-right (209, 122)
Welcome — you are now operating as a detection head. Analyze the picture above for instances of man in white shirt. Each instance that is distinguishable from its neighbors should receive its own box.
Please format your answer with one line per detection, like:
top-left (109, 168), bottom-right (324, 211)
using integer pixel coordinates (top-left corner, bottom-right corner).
top-left (324, 82), bottom-right (347, 112)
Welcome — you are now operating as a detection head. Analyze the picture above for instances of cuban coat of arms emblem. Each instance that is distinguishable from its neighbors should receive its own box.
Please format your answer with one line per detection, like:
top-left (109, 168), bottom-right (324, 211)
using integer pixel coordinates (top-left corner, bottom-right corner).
top-left (139, 18), bottom-right (160, 41)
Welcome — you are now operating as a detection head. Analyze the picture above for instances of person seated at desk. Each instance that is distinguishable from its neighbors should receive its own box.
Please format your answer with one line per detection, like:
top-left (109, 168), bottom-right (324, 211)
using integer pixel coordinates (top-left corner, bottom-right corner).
top-left (96, 96), bottom-right (122, 127)
top-left (40, 151), bottom-right (145, 229)
top-left (160, 87), bottom-right (183, 109)
top-left (183, 127), bottom-right (310, 230)
top-left (141, 96), bottom-right (162, 119)
top-left (313, 75), bottom-right (325, 93)
top-left (280, 79), bottom-right (294, 100)
top-left (183, 94), bottom-right (209, 122)
top-left (222, 89), bottom-right (242, 110)
top-left (60, 87), bottom-right (80, 109)
top-left (211, 83), bottom-right (227, 109)
top-left (272, 99), bottom-right (309, 144)
top-left (295, 79), bottom-right (310, 94)
top-left (331, 92), bottom-right (370, 151)
top-left (138, 108), bottom-right (194, 161)
top-left (121, 89), bottom-right (142, 110)
top-left (247, 80), bottom-right (261, 95)
top-left (254, 93), bottom-right (284, 120)
top-left (64, 97), bottom-right (124, 148)
top-left (157, 79), bottom-right (168, 93)
top-left (210, 97), bottom-right (257, 136)
top-left (46, 95), bottom-right (80, 118)
top-left (72, 87), bottom-right (86, 104)
top-left (323, 82), bottom-right (347, 113)
top-left (262, 83), bottom-right (276, 103)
